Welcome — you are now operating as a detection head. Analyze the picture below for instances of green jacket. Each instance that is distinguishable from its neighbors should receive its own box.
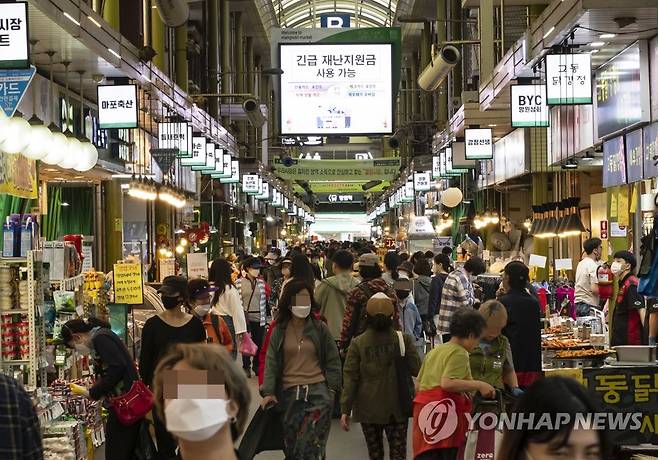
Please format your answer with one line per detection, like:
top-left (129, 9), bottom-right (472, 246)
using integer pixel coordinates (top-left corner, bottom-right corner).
top-left (315, 273), bottom-right (361, 339)
top-left (469, 335), bottom-right (513, 389)
top-left (341, 329), bottom-right (422, 424)
top-left (261, 317), bottom-right (342, 397)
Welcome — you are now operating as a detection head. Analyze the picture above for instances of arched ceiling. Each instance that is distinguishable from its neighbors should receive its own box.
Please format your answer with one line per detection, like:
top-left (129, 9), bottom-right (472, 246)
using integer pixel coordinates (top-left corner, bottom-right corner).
top-left (270, 0), bottom-right (402, 28)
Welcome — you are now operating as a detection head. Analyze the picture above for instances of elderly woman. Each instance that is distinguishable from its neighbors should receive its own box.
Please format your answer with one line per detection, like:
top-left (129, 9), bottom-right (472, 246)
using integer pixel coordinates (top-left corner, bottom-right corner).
top-left (469, 300), bottom-right (523, 396)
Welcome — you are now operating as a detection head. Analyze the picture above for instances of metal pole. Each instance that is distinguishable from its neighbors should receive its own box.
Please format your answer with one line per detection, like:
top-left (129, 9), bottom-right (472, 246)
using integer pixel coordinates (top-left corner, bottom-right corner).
top-left (220, 0), bottom-right (231, 125)
top-left (437, 0), bottom-right (448, 126)
top-left (208, 0), bottom-right (219, 118)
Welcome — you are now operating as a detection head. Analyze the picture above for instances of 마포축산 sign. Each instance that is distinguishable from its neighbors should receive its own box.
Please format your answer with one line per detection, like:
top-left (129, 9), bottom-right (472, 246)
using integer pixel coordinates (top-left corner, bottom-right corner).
top-left (97, 84), bottom-right (138, 129)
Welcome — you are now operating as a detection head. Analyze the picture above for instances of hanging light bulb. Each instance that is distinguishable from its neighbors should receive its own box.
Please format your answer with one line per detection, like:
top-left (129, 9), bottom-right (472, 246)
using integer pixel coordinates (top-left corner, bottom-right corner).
top-left (1, 115), bottom-right (31, 154)
top-left (23, 116), bottom-right (52, 160)
top-left (559, 197), bottom-right (587, 237)
top-left (58, 132), bottom-right (82, 169)
top-left (490, 211), bottom-right (500, 225)
top-left (42, 129), bottom-right (68, 165)
top-left (74, 141), bottom-right (98, 172)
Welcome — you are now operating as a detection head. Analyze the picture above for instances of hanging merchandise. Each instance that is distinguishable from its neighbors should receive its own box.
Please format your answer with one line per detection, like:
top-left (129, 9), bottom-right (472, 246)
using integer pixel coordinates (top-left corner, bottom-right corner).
top-left (638, 212), bottom-right (658, 297)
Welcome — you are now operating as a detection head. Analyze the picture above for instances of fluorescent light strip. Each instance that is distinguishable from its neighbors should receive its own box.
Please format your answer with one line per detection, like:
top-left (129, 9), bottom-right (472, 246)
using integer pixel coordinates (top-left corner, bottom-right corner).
top-left (87, 16), bottom-right (102, 28)
top-left (63, 12), bottom-right (80, 26)
top-left (108, 48), bottom-right (121, 59)
top-left (543, 26), bottom-right (555, 39)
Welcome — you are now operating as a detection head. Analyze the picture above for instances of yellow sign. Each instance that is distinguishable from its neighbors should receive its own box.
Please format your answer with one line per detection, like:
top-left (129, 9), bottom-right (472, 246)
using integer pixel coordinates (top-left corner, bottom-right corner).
top-left (617, 187), bottom-right (629, 227)
top-left (293, 181), bottom-right (389, 194)
top-left (113, 263), bottom-right (143, 305)
top-left (544, 367), bottom-right (585, 385)
top-left (0, 151), bottom-right (37, 199)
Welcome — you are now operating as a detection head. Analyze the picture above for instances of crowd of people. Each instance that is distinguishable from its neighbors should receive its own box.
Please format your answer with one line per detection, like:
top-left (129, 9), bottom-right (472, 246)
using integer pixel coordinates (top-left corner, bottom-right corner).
top-left (3, 238), bottom-right (656, 460)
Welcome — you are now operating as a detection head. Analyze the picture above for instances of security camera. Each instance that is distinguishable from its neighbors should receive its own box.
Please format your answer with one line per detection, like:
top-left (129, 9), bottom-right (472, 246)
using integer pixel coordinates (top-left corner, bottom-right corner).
top-left (418, 45), bottom-right (461, 92)
top-left (242, 98), bottom-right (266, 128)
top-left (153, 0), bottom-right (189, 27)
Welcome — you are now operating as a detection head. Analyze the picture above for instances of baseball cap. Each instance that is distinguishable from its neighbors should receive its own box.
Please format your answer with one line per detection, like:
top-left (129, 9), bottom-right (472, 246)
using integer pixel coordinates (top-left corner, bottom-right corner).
top-left (366, 292), bottom-right (395, 317)
top-left (158, 275), bottom-right (188, 297)
top-left (188, 278), bottom-right (217, 299)
top-left (393, 279), bottom-right (412, 292)
top-left (359, 253), bottom-right (380, 267)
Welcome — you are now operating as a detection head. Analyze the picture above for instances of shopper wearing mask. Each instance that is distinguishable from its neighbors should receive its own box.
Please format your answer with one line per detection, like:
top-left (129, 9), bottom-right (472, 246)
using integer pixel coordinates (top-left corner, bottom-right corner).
top-left (152, 343), bottom-right (250, 460)
top-left (263, 249), bottom-right (282, 287)
top-left (140, 275), bottom-right (206, 460)
top-left (575, 238), bottom-right (603, 317)
top-left (413, 258), bottom-right (434, 342)
top-left (188, 278), bottom-right (233, 353)
top-left (260, 279), bottom-right (341, 459)
top-left (394, 278), bottom-right (425, 359)
top-left (236, 256), bottom-right (268, 378)
top-left (209, 258), bottom-right (248, 360)
top-left (610, 251), bottom-right (646, 346)
top-left (62, 318), bottom-right (141, 460)
top-left (270, 256), bottom-right (293, 315)
top-left (340, 293), bottom-right (421, 460)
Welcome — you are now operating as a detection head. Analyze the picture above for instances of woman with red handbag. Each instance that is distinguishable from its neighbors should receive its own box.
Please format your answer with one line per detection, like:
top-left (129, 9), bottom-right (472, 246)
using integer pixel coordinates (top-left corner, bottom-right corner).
top-left (62, 317), bottom-right (144, 460)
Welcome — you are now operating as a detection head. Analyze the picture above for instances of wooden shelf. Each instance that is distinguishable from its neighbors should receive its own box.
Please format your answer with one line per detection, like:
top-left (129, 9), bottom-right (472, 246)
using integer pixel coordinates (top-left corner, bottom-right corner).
top-left (0, 309), bottom-right (29, 315)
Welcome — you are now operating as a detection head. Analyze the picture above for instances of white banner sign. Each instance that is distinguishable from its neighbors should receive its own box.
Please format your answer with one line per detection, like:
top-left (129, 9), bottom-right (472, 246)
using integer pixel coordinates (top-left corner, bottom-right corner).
top-left (465, 128), bottom-right (493, 160)
top-left (183, 136), bottom-right (207, 167)
top-left (97, 84), bottom-right (138, 129)
top-left (545, 53), bottom-right (592, 105)
top-left (414, 171), bottom-right (431, 192)
top-left (242, 174), bottom-right (259, 194)
top-left (158, 122), bottom-right (191, 157)
top-left (187, 252), bottom-right (208, 279)
top-left (0, 2), bottom-right (29, 69)
top-left (511, 84), bottom-right (549, 127)
top-left (432, 155), bottom-right (441, 179)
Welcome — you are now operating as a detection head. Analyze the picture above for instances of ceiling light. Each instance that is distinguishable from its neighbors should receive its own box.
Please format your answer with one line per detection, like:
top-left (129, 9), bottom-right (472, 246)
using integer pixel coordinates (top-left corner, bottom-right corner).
top-left (108, 48), bottom-right (121, 59)
top-left (87, 16), bottom-right (102, 28)
top-left (63, 12), bottom-right (80, 26)
top-left (488, 124), bottom-right (497, 127)
top-left (599, 33), bottom-right (616, 39)
top-left (589, 42), bottom-right (605, 48)
top-left (590, 49), bottom-right (600, 54)
top-left (60, 201), bottom-right (70, 207)
top-left (543, 27), bottom-right (555, 39)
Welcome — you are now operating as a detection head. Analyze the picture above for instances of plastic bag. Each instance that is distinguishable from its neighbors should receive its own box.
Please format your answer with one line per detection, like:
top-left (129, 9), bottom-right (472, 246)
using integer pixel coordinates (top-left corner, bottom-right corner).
top-left (54, 291), bottom-right (76, 312)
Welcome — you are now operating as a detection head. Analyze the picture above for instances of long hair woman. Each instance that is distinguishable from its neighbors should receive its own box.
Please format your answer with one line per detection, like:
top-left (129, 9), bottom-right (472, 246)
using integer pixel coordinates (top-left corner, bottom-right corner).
top-left (382, 251), bottom-right (401, 287)
top-left (260, 278), bottom-right (341, 459)
top-left (210, 258), bottom-right (248, 359)
top-left (62, 317), bottom-right (141, 460)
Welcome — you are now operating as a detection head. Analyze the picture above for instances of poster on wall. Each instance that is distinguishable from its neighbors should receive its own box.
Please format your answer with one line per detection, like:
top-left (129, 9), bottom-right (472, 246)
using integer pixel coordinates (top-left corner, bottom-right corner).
top-left (625, 129), bottom-right (643, 183)
top-left (643, 122), bottom-right (658, 179)
top-left (596, 42), bottom-right (648, 138)
top-left (0, 151), bottom-right (36, 198)
top-left (602, 136), bottom-right (627, 188)
top-left (545, 53), bottom-right (592, 105)
top-left (465, 128), bottom-right (493, 160)
top-left (511, 84), bottom-right (549, 127)
top-left (97, 84), bottom-right (138, 129)
top-left (279, 43), bottom-right (393, 135)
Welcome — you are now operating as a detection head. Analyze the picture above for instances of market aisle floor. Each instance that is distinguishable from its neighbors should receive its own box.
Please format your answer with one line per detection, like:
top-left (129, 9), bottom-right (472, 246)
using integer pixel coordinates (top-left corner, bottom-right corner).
top-left (242, 376), bottom-right (414, 459)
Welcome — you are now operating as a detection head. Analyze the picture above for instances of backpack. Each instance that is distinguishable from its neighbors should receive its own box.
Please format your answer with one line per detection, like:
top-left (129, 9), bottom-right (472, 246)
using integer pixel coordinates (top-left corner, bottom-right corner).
top-left (210, 314), bottom-right (231, 347)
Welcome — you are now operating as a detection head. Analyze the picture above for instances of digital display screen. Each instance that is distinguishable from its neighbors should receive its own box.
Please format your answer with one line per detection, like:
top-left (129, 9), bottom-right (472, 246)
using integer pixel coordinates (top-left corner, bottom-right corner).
top-left (279, 43), bottom-right (393, 135)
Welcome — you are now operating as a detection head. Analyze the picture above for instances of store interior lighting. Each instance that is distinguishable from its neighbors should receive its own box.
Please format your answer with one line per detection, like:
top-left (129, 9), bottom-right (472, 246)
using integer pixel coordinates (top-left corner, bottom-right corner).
top-left (558, 197), bottom-right (586, 238)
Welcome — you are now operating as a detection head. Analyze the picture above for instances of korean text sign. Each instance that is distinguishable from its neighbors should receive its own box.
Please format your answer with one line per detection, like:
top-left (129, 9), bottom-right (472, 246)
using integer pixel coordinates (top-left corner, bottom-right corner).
top-left (0, 2), bottom-right (28, 69)
top-left (545, 53), bottom-right (592, 105)
top-left (511, 84), bottom-right (549, 127)
top-left (465, 128), bottom-right (493, 160)
top-left (113, 263), bottom-right (143, 305)
top-left (98, 84), bottom-right (138, 129)
top-left (279, 43), bottom-right (393, 135)
top-left (274, 157), bottom-right (400, 181)
top-left (602, 136), bottom-right (627, 188)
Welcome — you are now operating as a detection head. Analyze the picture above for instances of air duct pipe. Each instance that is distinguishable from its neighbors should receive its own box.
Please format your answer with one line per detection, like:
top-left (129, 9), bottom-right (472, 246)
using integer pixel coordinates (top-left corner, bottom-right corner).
top-left (417, 45), bottom-right (461, 92)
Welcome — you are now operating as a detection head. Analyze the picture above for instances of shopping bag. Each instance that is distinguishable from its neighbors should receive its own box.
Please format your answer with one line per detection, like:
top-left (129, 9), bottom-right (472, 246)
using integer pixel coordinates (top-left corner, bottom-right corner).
top-left (456, 427), bottom-right (503, 460)
top-left (108, 380), bottom-right (153, 426)
top-left (240, 332), bottom-right (259, 357)
top-left (238, 406), bottom-right (285, 459)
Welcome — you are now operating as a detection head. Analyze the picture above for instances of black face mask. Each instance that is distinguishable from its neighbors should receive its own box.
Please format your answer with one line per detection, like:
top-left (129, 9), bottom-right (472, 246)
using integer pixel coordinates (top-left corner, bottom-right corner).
top-left (162, 296), bottom-right (181, 309)
top-left (396, 290), bottom-right (410, 300)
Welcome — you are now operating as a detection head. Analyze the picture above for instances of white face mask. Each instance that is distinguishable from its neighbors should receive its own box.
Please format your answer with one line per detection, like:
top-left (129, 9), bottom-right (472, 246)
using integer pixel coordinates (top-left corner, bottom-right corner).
top-left (610, 261), bottom-right (624, 276)
top-left (165, 398), bottom-right (231, 442)
top-left (194, 304), bottom-right (211, 317)
top-left (74, 343), bottom-right (91, 355)
top-left (291, 305), bottom-right (311, 319)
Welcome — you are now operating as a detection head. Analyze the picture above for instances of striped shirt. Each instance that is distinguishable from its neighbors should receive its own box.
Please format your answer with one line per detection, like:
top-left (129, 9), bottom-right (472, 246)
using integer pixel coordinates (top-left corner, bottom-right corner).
top-left (437, 267), bottom-right (476, 334)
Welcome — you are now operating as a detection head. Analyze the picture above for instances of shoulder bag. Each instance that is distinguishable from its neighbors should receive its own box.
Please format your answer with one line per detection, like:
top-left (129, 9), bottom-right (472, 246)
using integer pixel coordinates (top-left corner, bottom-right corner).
top-left (395, 331), bottom-right (415, 417)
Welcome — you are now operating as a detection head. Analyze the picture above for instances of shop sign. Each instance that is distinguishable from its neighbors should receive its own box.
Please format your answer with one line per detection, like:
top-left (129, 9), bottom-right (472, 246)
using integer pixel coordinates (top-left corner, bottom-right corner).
top-left (643, 122), bottom-right (658, 179)
top-left (256, 181), bottom-right (269, 201)
top-left (600, 220), bottom-right (608, 239)
top-left (182, 136), bottom-right (207, 167)
top-left (580, 366), bottom-right (658, 445)
top-left (0, 2), bottom-right (28, 69)
top-left (545, 53), bottom-right (592, 105)
top-left (596, 43), bottom-right (649, 138)
top-left (651, 36), bottom-right (658, 121)
top-left (318, 193), bottom-right (363, 203)
top-left (158, 122), bottom-right (191, 158)
top-left (191, 141), bottom-right (215, 172)
top-left (273, 157), bottom-right (400, 181)
top-left (413, 171), bottom-right (431, 192)
top-left (158, 258), bottom-right (175, 282)
top-left (432, 155), bottom-right (441, 178)
top-left (0, 150), bottom-right (36, 199)
top-left (150, 148), bottom-right (178, 174)
top-left (403, 179), bottom-right (414, 202)
top-left (211, 151), bottom-right (232, 179)
top-left (297, 206), bottom-right (305, 217)
top-left (433, 236), bottom-right (452, 251)
top-left (388, 194), bottom-right (394, 208)
top-left (83, 108), bottom-right (108, 149)
top-left (97, 84), bottom-right (138, 129)
top-left (408, 216), bottom-right (435, 238)
top-left (272, 188), bottom-right (282, 207)
top-left (610, 222), bottom-right (627, 238)
top-left (511, 84), bottom-right (549, 127)
top-left (465, 128), bottom-right (493, 160)
top-left (242, 174), bottom-right (259, 194)
top-left (439, 150), bottom-right (447, 176)
top-left (0, 66), bottom-right (33, 117)
top-left (625, 129), bottom-right (643, 183)
top-left (602, 136), bottom-right (627, 188)
top-left (493, 128), bottom-right (528, 184)
top-left (186, 252), bottom-right (208, 279)
top-left (113, 263), bottom-right (143, 305)
top-left (219, 159), bottom-right (239, 184)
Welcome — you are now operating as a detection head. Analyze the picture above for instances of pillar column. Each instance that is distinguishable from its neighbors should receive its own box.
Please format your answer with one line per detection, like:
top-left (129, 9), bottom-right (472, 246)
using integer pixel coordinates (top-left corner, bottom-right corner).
top-left (103, 181), bottom-right (123, 272)
top-left (220, 0), bottom-right (231, 125)
top-left (151, 0), bottom-right (166, 71)
top-left (103, 0), bottom-right (120, 30)
top-left (420, 23), bottom-right (432, 122)
top-left (175, 25), bottom-right (188, 92)
top-left (208, 0), bottom-right (219, 118)
top-left (480, 0), bottom-right (495, 84)
top-left (436, 0), bottom-right (448, 126)
top-left (234, 12), bottom-right (245, 94)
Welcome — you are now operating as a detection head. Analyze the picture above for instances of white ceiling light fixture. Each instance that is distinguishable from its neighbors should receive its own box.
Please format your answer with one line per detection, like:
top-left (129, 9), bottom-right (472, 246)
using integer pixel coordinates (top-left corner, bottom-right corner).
top-left (599, 33), bottom-right (616, 39)
top-left (589, 42), bottom-right (606, 48)
top-left (1, 114), bottom-right (31, 155)
top-left (543, 26), bottom-right (555, 39)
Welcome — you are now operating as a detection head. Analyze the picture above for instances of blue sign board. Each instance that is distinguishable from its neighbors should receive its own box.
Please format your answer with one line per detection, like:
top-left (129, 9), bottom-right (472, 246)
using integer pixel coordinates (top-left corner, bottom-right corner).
top-left (320, 13), bottom-right (351, 28)
top-left (644, 122), bottom-right (658, 179)
top-left (0, 66), bottom-right (35, 117)
top-left (625, 129), bottom-right (643, 183)
top-left (602, 136), bottom-right (626, 188)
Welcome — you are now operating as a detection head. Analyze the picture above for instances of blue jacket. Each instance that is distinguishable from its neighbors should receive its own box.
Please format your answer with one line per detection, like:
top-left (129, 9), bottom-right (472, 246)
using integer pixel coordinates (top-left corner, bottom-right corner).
top-left (399, 297), bottom-right (423, 344)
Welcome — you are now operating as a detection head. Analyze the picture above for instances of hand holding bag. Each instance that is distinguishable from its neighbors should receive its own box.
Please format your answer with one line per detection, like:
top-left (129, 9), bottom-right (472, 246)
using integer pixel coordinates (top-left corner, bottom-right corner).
top-left (240, 332), bottom-right (259, 357)
top-left (108, 379), bottom-right (154, 426)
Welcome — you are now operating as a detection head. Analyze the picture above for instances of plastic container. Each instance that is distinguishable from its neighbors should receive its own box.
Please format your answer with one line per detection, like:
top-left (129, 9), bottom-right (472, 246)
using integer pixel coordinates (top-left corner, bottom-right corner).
top-left (614, 346), bottom-right (657, 363)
